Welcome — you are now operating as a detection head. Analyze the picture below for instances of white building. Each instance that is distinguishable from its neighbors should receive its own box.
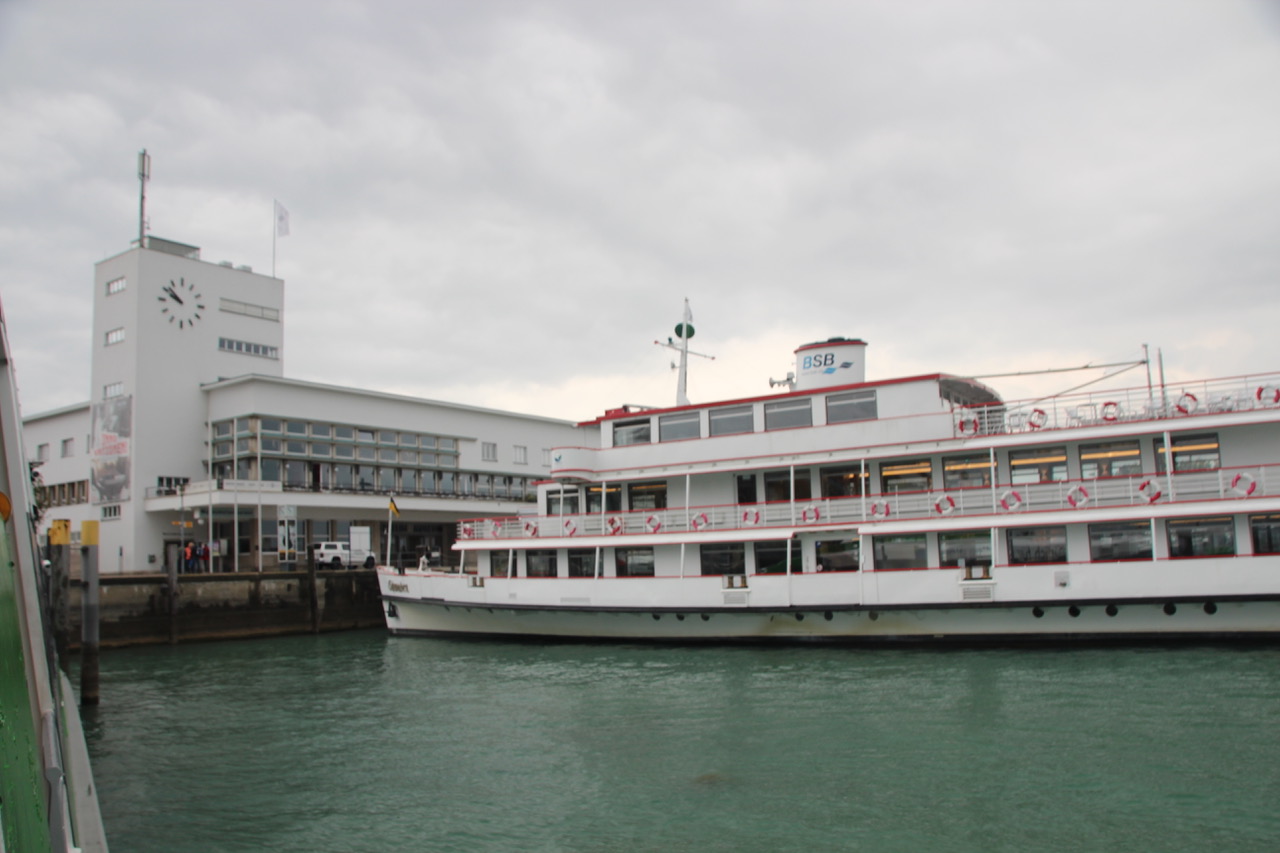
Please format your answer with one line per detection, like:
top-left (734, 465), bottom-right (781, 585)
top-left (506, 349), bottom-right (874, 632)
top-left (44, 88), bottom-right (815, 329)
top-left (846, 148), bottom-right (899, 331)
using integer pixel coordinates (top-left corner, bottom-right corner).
top-left (25, 236), bottom-right (591, 574)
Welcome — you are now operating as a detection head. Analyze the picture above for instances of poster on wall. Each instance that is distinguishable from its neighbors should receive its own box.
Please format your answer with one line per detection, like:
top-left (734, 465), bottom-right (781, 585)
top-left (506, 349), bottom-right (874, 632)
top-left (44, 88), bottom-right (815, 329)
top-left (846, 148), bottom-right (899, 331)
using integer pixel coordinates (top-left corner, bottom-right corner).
top-left (90, 395), bottom-right (132, 503)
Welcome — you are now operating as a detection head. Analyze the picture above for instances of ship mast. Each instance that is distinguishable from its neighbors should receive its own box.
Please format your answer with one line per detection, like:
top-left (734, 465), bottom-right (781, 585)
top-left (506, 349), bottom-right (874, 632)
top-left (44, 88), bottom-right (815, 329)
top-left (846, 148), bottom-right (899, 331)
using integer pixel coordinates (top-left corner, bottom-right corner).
top-left (654, 298), bottom-right (714, 406)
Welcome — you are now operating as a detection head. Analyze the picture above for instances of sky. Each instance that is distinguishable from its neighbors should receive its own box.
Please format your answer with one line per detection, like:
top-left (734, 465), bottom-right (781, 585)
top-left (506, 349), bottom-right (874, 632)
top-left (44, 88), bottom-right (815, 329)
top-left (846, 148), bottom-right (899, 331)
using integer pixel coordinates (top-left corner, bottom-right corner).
top-left (2, 0), bottom-right (1278, 423)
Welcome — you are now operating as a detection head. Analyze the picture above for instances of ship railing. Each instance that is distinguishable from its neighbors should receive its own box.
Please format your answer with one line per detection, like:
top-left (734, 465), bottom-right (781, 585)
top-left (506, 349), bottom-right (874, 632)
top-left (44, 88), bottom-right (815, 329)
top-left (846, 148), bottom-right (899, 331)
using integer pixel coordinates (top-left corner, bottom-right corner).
top-left (959, 372), bottom-right (1280, 437)
top-left (458, 463), bottom-right (1277, 541)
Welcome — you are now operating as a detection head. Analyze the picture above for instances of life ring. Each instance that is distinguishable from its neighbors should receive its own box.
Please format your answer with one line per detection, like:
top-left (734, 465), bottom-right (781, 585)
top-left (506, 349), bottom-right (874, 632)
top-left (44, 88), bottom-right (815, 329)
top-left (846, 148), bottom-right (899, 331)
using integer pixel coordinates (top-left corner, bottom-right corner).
top-left (1229, 472), bottom-right (1257, 497)
top-left (933, 494), bottom-right (956, 515)
top-left (1175, 392), bottom-right (1198, 415)
top-left (956, 417), bottom-right (980, 435)
top-left (1257, 386), bottom-right (1280, 406)
top-left (607, 515), bottom-right (624, 535)
top-left (801, 505), bottom-right (822, 523)
top-left (460, 523), bottom-right (474, 539)
top-left (1027, 409), bottom-right (1048, 430)
top-left (741, 509), bottom-right (760, 526)
top-left (691, 512), bottom-right (710, 531)
top-left (1138, 479), bottom-right (1162, 504)
top-left (1101, 401), bottom-right (1120, 422)
top-left (869, 501), bottom-right (891, 518)
top-left (523, 519), bottom-right (539, 537)
top-left (1066, 485), bottom-right (1090, 508)
top-left (646, 515), bottom-right (662, 534)
top-left (489, 520), bottom-right (503, 538)
top-left (563, 518), bottom-right (578, 537)
top-left (999, 489), bottom-right (1023, 511)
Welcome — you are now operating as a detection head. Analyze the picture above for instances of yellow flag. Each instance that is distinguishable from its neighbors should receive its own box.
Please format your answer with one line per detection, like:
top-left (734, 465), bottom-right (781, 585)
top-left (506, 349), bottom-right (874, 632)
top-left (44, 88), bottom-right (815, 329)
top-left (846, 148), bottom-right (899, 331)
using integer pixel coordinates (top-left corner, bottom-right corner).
top-left (389, 497), bottom-right (400, 517)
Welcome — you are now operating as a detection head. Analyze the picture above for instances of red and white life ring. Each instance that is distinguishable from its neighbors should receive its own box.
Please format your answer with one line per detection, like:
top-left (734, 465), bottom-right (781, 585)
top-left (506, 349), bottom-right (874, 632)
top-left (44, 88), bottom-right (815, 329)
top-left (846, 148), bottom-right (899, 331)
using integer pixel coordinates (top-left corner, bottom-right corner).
top-left (523, 519), bottom-right (539, 537)
top-left (1230, 472), bottom-right (1257, 497)
top-left (999, 489), bottom-right (1023, 512)
top-left (607, 515), bottom-right (624, 535)
top-left (1066, 485), bottom-right (1090, 508)
top-left (956, 417), bottom-right (980, 435)
top-left (1101, 401), bottom-right (1120, 422)
top-left (1257, 386), bottom-right (1280, 406)
top-left (933, 494), bottom-right (956, 515)
top-left (460, 524), bottom-right (474, 539)
top-left (1175, 392), bottom-right (1198, 416)
top-left (691, 512), bottom-right (710, 531)
top-left (869, 500), bottom-right (891, 518)
top-left (489, 520), bottom-right (503, 538)
top-left (1028, 409), bottom-right (1048, 430)
top-left (646, 515), bottom-right (662, 534)
top-left (563, 518), bottom-right (578, 537)
top-left (801, 505), bottom-right (822, 523)
top-left (741, 509), bottom-right (760, 526)
top-left (1138, 479), bottom-right (1163, 504)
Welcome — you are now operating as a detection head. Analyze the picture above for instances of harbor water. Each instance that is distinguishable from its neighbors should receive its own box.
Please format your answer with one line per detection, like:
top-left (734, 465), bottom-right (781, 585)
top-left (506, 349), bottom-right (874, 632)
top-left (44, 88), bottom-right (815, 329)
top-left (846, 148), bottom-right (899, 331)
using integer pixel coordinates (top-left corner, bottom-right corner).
top-left (80, 631), bottom-right (1280, 852)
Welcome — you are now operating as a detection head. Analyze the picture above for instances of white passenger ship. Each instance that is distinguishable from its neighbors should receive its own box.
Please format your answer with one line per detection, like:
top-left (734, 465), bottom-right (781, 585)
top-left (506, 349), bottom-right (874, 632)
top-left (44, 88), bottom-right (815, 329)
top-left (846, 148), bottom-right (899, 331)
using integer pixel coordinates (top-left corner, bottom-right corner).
top-left (378, 331), bottom-right (1280, 642)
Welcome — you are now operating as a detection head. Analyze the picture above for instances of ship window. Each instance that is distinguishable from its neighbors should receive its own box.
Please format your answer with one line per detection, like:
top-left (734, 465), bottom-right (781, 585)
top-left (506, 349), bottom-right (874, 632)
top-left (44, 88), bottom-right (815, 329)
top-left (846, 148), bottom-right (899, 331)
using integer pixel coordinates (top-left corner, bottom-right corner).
top-left (764, 470), bottom-right (811, 502)
top-left (659, 411), bottom-right (701, 442)
top-left (764, 399), bottom-right (812, 431)
top-left (628, 481), bottom-right (667, 510)
top-left (820, 465), bottom-right (866, 499)
top-left (586, 485), bottom-right (622, 513)
top-left (872, 534), bottom-right (927, 570)
top-left (1006, 526), bottom-right (1067, 565)
top-left (1080, 441), bottom-right (1142, 478)
top-left (568, 549), bottom-right (597, 577)
top-left (1251, 514), bottom-right (1280, 555)
top-left (754, 540), bottom-right (802, 574)
top-left (613, 419), bottom-right (651, 446)
top-left (942, 454), bottom-right (992, 490)
top-left (1155, 433), bottom-right (1220, 473)
top-left (826, 390), bottom-right (877, 424)
top-left (880, 459), bottom-right (932, 494)
top-left (709, 405), bottom-right (753, 436)
top-left (491, 551), bottom-right (511, 578)
top-left (1167, 517), bottom-right (1235, 557)
top-left (1009, 447), bottom-right (1068, 485)
top-left (615, 547), bottom-right (655, 577)
top-left (737, 474), bottom-right (758, 504)
top-left (546, 489), bottom-right (580, 516)
top-left (526, 549), bottom-right (558, 578)
top-left (815, 539), bottom-right (860, 572)
top-left (1088, 521), bottom-right (1153, 561)
top-left (939, 531), bottom-right (992, 569)
top-left (699, 542), bottom-right (744, 576)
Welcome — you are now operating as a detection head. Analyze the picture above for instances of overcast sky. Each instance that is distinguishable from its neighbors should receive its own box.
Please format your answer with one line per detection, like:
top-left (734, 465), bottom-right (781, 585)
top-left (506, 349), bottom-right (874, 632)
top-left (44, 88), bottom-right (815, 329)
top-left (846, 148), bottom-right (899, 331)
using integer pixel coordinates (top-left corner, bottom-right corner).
top-left (2, 0), bottom-right (1278, 423)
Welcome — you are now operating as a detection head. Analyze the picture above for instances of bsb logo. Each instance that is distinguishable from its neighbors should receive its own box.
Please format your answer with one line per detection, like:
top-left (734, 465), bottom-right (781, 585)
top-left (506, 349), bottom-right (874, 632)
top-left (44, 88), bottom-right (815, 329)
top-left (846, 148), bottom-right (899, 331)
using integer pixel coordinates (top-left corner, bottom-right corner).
top-left (802, 352), bottom-right (855, 374)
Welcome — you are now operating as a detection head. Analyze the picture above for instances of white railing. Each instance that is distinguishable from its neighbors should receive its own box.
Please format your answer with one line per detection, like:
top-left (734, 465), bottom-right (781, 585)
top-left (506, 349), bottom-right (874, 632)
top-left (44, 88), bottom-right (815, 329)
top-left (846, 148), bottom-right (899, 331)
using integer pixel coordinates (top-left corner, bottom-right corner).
top-left (460, 463), bottom-right (1278, 541)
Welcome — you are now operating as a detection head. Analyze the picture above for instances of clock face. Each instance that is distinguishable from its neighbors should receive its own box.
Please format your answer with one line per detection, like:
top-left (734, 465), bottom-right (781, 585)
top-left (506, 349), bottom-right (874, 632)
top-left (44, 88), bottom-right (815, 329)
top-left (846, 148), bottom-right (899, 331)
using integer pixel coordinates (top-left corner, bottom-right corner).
top-left (157, 277), bottom-right (205, 329)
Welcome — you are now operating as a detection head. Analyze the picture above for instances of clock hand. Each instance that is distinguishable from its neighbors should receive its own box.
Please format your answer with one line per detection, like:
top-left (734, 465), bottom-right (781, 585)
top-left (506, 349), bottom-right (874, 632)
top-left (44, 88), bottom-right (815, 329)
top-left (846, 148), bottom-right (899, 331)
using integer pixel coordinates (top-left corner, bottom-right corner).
top-left (164, 284), bottom-right (184, 305)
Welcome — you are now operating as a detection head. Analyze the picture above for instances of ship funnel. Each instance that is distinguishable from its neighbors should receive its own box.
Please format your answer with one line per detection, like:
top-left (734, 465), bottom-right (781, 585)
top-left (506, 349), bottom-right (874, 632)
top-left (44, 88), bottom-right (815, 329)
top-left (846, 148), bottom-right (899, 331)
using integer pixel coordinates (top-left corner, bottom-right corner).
top-left (792, 338), bottom-right (867, 391)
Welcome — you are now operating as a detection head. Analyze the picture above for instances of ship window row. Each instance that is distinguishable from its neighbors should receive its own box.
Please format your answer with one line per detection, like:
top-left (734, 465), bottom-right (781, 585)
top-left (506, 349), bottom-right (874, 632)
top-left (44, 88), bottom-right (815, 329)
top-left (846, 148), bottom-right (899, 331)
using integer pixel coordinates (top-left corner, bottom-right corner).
top-left (481, 515), bottom-right (1280, 578)
top-left (612, 390), bottom-right (879, 446)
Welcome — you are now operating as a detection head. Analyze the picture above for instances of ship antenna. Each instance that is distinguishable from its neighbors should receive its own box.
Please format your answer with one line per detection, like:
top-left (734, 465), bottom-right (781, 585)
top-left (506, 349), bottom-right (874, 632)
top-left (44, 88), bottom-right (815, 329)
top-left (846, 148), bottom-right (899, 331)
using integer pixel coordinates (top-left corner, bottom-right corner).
top-left (136, 149), bottom-right (151, 248)
top-left (653, 298), bottom-right (714, 406)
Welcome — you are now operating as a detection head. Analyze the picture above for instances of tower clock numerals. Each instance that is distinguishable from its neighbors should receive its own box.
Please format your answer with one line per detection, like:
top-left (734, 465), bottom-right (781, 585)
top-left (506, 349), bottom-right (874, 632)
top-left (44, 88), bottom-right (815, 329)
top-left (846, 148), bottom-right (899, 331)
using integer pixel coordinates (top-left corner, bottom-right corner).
top-left (157, 277), bottom-right (205, 329)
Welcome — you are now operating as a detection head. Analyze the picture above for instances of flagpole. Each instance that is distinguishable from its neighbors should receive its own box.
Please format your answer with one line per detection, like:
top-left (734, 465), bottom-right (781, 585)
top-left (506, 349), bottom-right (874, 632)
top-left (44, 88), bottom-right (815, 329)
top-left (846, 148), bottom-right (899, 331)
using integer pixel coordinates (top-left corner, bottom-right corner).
top-left (272, 200), bottom-right (277, 277)
top-left (386, 496), bottom-right (395, 568)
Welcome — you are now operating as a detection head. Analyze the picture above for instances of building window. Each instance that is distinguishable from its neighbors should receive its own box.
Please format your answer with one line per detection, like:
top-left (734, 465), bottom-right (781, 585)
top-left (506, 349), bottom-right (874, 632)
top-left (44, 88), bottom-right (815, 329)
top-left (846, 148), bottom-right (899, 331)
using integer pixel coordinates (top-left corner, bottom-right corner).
top-left (1251, 514), bottom-right (1280, 555)
top-left (218, 337), bottom-right (279, 359)
top-left (815, 538), bottom-right (860, 572)
top-left (880, 459), bottom-right (932, 494)
top-left (1009, 447), bottom-right (1068, 485)
top-left (708, 405), bottom-right (753, 436)
top-left (526, 549), bottom-right (558, 578)
top-left (1088, 521), bottom-right (1153, 561)
top-left (1080, 441), bottom-right (1142, 479)
top-left (106, 276), bottom-right (126, 295)
top-left (764, 399), bottom-right (812, 431)
top-left (514, 445), bottom-right (527, 464)
top-left (1167, 517), bottom-right (1235, 557)
top-left (1155, 433), bottom-right (1220, 473)
top-left (699, 542), bottom-right (744, 576)
top-left (101, 504), bottom-right (121, 519)
top-left (60, 438), bottom-right (74, 458)
top-left (35, 443), bottom-right (48, 462)
top-left (658, 411), bottom-right (700, 442)
top-left (942, 454), bottom-right (992, 490)
top-left (613, 419), bottom-right (651, 447)
top-left (542, 448), bottom-right (551, 466)
top-left (482, 442), bottom-right (497, 462)
top-left (219, 297), bottom-right (279, 321)
top-left (1006, 526), bottom-right (1068, 565)
top-left (615, 547), bottom-right (655, 577)
top-left (826, 390), bottom-right (877, 424)
top-left (104, 327), bottom-right (125, 346)
top-left (939, 531), bottom-right (992, 570)
top-left (628, 481), bottom-right (667, 510)
top-left (567, 549), bottom-right (596, 578)
top-left (103, 382), bottom-right (124, 398)
top-left (872, 534), bottom-right (927, 570)
top-left (754, 540), bottom-right (801, 574)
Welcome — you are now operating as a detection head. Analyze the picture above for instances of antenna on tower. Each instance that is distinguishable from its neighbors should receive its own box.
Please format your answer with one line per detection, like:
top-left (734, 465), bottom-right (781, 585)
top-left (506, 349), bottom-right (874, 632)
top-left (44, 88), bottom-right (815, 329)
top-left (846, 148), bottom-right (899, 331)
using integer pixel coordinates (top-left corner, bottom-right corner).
top-left (653, 298), bottom-right (714, 406)
top-left (137, 149), bottom-right (151, 249)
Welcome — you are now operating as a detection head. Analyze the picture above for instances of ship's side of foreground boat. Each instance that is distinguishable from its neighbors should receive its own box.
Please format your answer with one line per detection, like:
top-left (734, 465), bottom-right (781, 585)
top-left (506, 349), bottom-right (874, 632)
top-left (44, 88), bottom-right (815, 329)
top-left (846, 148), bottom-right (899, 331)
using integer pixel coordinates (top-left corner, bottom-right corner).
top-left (379, 335), bottom-right (1280, 642)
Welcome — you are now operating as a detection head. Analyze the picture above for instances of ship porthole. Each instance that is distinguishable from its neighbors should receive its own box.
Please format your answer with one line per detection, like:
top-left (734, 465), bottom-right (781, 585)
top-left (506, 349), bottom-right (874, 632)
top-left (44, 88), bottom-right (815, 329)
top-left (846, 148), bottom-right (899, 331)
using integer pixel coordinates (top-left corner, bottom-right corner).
top-left (1105, 604), bottom-right (1118, 617)
top-left (823, 611), bottom-right (833, 621)
top-left (1032, 607), bottom-right (1044, 618)
top-left (795, 612), bottom-right (805, 621)
top-left (385, 603), bottom-right (398, 618)
top-left (676, 613), bottom-right (685, 621)
top-left (1204, 602), bottom-right (1218, 615)
top-left (1164, 603), bottom-right (1177, 616)
top-left (868, 611), bottom-right (879, 621)
top-left (652, 613), bottom-right (661, 621)
top-left (700, 613), bottom-right (710, 621)
top-left (1068, 606), bottom-right (1080, 618)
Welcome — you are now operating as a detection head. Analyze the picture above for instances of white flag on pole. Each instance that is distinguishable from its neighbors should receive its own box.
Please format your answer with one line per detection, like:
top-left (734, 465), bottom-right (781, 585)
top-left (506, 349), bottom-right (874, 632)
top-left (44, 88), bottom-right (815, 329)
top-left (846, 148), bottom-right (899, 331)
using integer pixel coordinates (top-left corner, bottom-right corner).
top-left (274, 200), bottom-right (290, 237)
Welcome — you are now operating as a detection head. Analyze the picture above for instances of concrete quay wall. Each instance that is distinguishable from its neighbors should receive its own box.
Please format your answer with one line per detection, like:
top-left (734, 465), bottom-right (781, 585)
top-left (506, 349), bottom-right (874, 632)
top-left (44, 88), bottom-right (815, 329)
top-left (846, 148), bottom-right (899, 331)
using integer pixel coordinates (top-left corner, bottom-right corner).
top-left (62, 569), bottom-right (386, 648)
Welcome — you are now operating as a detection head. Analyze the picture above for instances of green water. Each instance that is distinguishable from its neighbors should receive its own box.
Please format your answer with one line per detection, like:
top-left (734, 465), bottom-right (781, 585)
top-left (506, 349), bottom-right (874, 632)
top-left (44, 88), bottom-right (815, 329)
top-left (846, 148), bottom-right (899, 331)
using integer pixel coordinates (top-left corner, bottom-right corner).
top-left (80, 632), bottom-right (1280, 852)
